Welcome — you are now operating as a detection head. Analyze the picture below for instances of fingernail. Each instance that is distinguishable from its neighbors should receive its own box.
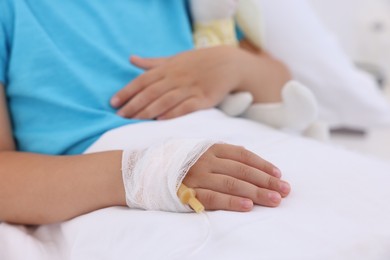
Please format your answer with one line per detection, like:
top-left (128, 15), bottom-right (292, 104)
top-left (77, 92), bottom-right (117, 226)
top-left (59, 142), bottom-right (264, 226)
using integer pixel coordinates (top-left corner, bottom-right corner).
top-left (268, 192), bottom-right (281, 203)
top-left (111, 97), bottom-right (120, 107)
top-left (117, 110), bottom-right (126, 117)
top-left (280, 181), bottom-right (291, 194)
top-left (273, 168), bottom-right (282, 178)
top-left (240, 199), bottom-right (253, 210)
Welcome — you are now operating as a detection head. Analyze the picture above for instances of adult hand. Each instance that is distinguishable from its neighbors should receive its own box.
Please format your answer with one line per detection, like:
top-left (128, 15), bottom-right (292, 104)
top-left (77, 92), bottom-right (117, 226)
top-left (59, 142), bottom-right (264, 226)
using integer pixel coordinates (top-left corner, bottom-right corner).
top-left (184, 144), bottom-right (291, 211)
top-left (111, 46), bottom-right (243, 120)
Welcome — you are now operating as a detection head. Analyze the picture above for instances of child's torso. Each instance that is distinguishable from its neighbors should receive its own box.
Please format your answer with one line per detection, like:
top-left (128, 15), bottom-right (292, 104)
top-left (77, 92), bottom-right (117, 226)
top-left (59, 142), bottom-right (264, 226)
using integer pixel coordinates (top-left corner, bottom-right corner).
top-left (0, 0), bottom-right (194, 155)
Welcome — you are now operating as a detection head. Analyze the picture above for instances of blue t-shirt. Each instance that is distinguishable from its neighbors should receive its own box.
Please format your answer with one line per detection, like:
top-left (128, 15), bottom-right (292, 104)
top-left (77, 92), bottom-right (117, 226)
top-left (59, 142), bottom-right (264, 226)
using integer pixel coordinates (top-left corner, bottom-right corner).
top-left (0, 0), bottom-right (194, 155)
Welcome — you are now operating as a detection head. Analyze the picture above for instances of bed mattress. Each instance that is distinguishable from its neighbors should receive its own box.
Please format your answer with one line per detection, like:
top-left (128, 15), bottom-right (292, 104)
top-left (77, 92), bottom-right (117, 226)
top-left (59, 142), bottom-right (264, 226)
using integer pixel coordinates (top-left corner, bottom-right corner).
top-left (1, 109), bottom-right (389, 260)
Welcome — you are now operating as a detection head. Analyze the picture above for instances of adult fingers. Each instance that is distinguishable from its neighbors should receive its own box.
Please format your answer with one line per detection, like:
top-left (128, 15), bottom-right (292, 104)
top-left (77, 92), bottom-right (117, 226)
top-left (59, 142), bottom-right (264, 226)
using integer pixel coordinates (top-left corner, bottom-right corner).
top-left (194, 188), bottom-right (253, 212)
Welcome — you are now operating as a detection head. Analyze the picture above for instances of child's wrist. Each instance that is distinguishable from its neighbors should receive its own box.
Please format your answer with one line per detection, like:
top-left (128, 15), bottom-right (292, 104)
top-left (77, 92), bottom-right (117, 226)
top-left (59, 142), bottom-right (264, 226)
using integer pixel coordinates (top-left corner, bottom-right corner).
top-left (120, 139), bottom-right (217, 212)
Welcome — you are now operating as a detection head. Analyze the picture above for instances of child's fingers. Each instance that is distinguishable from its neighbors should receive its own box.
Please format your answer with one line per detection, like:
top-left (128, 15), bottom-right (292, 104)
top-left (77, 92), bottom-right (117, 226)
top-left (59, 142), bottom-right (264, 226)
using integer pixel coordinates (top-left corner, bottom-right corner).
top-left (192, 174), bottom-right (282, 207)
top-left (130, 55), bottom-right (169, 70)
top-left (211, 158), bottom-right (290, 197)
top-left (212, 144), bottom-right (282, 178)
top-left (158, 97), bottom-right (207, 120)
top-left (133, 89), bottom-right (192, 119)
top-left (194, 188), bottom-right (253, 212)
top-left (117, 79), bottom-right (173, 118)
top-left (111, 69), bottom-right (163, 108)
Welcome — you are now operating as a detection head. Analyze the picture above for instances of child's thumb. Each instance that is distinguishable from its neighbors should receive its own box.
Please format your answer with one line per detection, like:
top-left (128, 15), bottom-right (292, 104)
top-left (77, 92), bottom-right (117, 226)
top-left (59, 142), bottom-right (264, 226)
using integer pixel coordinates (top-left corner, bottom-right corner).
top-left (129, 55), bottom-right (169, 70)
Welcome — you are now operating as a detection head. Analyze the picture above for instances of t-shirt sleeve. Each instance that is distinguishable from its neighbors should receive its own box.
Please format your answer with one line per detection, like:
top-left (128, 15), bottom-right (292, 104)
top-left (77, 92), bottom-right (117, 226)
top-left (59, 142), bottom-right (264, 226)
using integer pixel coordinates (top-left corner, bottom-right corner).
top-left (0, 22), bottom-right (7, 85)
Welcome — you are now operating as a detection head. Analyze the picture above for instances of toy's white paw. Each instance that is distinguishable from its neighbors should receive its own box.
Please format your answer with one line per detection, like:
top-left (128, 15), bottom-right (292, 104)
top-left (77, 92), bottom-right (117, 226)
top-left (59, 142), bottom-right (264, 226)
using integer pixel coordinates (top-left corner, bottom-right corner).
top-left (303, 121), bottom-right (330, 141)
top-left (218, 91), bottom-right (253, 117)
top-left (243, 81), bottom-right (319, 132)
top-left (281, 81), bottom-right (319, 130)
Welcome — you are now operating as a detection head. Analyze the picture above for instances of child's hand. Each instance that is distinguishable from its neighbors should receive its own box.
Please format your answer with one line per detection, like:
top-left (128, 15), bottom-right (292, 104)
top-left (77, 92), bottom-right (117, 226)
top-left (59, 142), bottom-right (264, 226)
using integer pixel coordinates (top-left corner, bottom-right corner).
top-left (111, 47), bottom-right (243, 120)
top-left (184, 144), bottom-right (290, 211)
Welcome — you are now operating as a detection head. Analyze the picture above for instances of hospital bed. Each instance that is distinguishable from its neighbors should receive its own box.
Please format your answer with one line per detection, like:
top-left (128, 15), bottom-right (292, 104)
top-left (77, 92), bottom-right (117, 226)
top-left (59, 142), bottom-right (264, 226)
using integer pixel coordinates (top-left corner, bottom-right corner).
top-left (1, 109), bottom-right (389, 260)
top-left (2, 1), bottom-right (390, 258)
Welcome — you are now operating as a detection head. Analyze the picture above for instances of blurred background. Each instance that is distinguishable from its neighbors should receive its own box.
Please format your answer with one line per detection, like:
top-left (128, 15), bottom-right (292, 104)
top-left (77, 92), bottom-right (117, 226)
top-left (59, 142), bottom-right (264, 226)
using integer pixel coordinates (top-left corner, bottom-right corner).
top-left (310, 0), bottom-right (390, 85)
top-left (308, 0), bottom-right (390, 162)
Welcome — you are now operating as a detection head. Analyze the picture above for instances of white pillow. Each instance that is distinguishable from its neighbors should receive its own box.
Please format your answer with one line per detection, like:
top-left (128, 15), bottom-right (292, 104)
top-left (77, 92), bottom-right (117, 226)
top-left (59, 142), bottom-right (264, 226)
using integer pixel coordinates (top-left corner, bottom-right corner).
top-left (256, 0), bottom-right (390, 129)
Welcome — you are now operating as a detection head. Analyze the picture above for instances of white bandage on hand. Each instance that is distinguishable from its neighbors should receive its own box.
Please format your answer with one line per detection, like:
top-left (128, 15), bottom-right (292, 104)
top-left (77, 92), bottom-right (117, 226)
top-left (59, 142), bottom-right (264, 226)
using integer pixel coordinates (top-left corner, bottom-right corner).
top-left (121, 139), bottom-right (216, 213)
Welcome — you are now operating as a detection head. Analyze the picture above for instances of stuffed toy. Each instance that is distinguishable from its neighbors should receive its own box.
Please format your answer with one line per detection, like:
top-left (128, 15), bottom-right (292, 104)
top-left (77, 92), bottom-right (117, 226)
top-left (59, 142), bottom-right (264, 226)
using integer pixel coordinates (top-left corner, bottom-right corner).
top-left (189, 0), bottom-right (329, 140)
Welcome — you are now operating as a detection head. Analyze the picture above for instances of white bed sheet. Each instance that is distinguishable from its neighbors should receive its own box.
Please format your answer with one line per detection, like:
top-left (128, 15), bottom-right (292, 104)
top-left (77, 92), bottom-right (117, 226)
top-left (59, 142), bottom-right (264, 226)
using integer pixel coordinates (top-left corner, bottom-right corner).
top-left (1, 109), bottom-right (390, 260)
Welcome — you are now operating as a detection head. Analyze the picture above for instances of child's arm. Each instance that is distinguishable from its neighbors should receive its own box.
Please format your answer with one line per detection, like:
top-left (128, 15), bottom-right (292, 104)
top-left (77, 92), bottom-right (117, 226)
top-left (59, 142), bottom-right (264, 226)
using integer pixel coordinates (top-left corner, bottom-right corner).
top-left (0, 150), bottom-right (126, 225)
top-left (0, 84), bottom-right (15, 151)
top-left (0, 83), bottom-right (125, 225)
top-left (0, 84), bottom-right (289, 225)
top-left (111, 45), bottom-right (291, 120)
top-left (0, 148), bottom-right (288, 225)
top-left (237, 38), bottom-right (292, 103)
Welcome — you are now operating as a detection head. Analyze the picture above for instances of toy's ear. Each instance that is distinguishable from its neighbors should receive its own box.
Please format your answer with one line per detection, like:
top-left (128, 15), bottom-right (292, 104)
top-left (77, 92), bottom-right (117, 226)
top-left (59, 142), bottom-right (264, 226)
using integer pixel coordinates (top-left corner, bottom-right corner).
top-left (236, 0), bottom-right (265, 49)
